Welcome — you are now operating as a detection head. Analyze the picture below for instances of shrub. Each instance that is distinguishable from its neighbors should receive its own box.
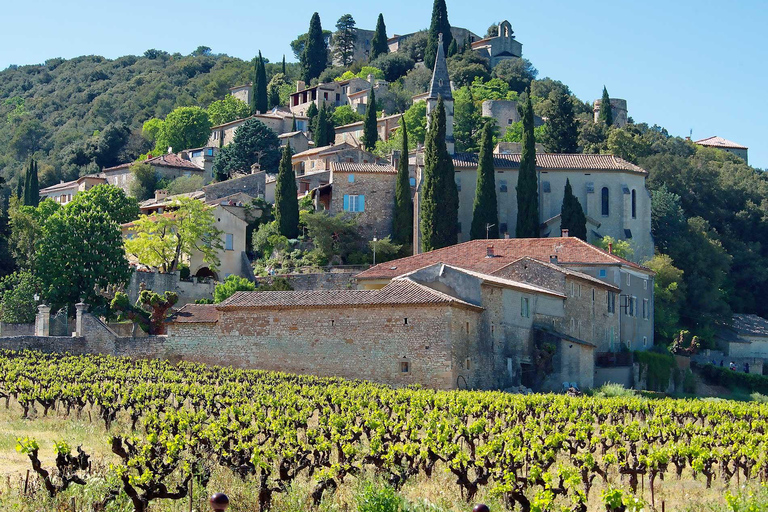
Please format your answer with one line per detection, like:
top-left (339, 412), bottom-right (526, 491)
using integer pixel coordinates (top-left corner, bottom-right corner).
top-left (594, 383), bottom-right (636, 398)
top-left (693, 362), bottom-right (768, 395)
top-left (635, 351), bottom-right (676, 392)
top-left (356, 482), bottom-right (403, 512)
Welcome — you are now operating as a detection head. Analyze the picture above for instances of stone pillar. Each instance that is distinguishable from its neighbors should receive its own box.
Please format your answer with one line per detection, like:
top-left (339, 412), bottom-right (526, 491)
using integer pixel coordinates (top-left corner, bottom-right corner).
top-left (75, 302), bottom-right (88, 337)
top-left (35, 305), bottom-right (51, 337)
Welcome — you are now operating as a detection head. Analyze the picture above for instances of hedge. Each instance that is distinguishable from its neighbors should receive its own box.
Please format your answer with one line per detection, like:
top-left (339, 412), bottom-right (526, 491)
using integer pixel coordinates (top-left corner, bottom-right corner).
top-left (692, 362), bottom-right (768, 394)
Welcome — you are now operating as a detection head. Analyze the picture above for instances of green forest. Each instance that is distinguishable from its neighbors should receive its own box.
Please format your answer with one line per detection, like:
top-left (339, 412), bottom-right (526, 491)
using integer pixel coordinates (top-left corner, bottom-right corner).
top-left (1, 9), bottom-right (767, 345)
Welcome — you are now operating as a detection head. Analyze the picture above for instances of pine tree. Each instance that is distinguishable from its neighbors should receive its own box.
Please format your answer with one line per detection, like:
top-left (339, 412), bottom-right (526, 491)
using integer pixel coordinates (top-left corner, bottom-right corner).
top-left (314, 103), bottom-right (329, 146)
top-left (424, 0), bottom-right (453, 69)
top-left (23, 159), bottom-right (39, 207)
top-left (253, 51), bottom-right (268, 114)
top-left (420, 97), bottom-right (458, 252)
top-left (370, 14), bottom-right (389, 61)
top-left (333, 14), bottom-right (357, 67)
top-left (362, 88), bottom-right (378, 151)
top-left (599, 85), bottom-right (613, 126)
top-left (274, 144), bottom-right (299, 239)
top-left (516, 93), bottom-right (539, 238)
top-left (560, 178), bottom-right (587, 240)
top-left (542, 88), bottom-right (579, 153)
top-left (301, 13), bottom-right (328, 83)
top-left (392, 120), bottom-right (413, 248)
top-left (470, 122), bottom-right (498, 240)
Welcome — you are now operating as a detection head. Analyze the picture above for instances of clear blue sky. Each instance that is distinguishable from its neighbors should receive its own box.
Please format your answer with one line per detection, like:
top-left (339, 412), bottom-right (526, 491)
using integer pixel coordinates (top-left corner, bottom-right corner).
top-left (1, 1), bottom-right (765, 168)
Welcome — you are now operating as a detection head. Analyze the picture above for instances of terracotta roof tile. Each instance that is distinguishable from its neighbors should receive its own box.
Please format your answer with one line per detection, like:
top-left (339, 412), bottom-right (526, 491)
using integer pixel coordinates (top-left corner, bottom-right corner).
top-left (494, 257), bottom-right (621, 292)
top-left (694, 136), bottom-right (748, 150)
top-left (452, 152), bottom-right (647, 174)
top-left (330, 162), bottom-right (396, 174)
top-left (170, 304), bottom-right (219, 323)
top-left (731, 314), bottom-right (768, 337)
top-left (104, 153), bottom-right (203, 172)
top-left (357, 237), bottom-right (650, 281)
top-left (217, 279), bottom-right (482, 311)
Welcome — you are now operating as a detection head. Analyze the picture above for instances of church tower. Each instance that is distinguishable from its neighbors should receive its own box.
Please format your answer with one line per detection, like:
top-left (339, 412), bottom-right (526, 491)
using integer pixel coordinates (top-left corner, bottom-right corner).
top-left (426, 33), bottom-right (455, 155)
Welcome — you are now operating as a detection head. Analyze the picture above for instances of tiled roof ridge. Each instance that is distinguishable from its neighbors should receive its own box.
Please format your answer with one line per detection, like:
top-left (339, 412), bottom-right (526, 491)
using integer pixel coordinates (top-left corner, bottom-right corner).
top-left (498, 256), bottom-right (621, 291)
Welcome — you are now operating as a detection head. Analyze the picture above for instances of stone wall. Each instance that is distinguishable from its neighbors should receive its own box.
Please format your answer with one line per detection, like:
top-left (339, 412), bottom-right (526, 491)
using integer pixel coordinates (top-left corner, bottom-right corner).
top-left (0, 322), bottom-right (34, 336)
top-left (330, 171), bottom-right (397, 241)
top-left (203, 173), bottom-right (266, 200)
top-left (256, 270), bottom-right (361, 291)
top-left (127, 271), bottom-right (216, 305)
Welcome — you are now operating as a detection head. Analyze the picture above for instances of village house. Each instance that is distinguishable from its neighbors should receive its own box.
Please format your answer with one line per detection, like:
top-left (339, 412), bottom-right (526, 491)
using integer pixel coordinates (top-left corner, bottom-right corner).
top-left (291, 142), bottom-right (379, 174)
top-left (694, 136), bottom-right (749, 164)
top-left (39, 174), bottom-right (107, 204)
top-left (716, 314), bottom-right (768, 360)
top-left (334, 113), bottom-right (402, 146)
top-left (356, 235), bottom-right (655, 351)
top-left (208, 109), bottom-right (310, 148)
top-left (288, 77), bottom-right (371, 116)
top-left (103, 151), bottom-right (214, 194)
top-left (167, 259), bottom-right (595, 390)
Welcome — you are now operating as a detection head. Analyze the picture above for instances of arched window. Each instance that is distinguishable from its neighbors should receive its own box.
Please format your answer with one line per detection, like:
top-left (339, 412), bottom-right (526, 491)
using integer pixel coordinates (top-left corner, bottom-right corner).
top-left (631, 189), bottom-right (637, 219)
top-left (601, 187), bottom-right (609, 216)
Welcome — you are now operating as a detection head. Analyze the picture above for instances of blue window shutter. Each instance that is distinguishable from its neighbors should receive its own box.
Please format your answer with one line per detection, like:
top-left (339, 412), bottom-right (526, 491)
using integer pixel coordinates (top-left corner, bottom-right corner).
top-left (359, 195), bottom-right (365, 211)
top-left (343, 195), bottom-right (349, 211)
top-left (348, 174), bottom-right (355, 183)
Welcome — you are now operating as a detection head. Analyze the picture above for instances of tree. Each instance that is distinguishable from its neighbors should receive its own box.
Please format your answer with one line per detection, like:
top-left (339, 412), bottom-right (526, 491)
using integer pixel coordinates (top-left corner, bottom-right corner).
top-left (314, 103), bottom-right (331, 147)
top-left (11, 119), bottom-right (47, 158)
top-left (362, 88), bottom-right (378, 151)
top-left (370, 52), bottom-right (414, 82)
top-left (645, 254), bottom-right (685, 343)
top-left (124, 196), bottom-right (223, 274)
top-left (36, 206), bottom-right (130, 310)
top-left (424, 0), bottom-right (453, 70)
top-left (68, 184), bottom-right (139, 225)
top-left (94, 123), bottom-right (131, 169)
top-left (214, 274), bottom-right (256, 303)
top-left (492, 59), bottom-right (538, 94)
top-left (282, 55), bottom-right (286, 74)
top-left (595, 236), bottom-right (633, 260)
top-left (155, 107), bottom-right (212, 153)
top-left (392, 120), bottom-right (413, 248)
top-left (306, 102), bottom-right (318, 135)
top-left (447, 39), bottom-right (458, 57)
top-left (560, 178), bottom-right (587, 240)
top-left (541, 88), bottom-right (578, 153)
top-left (252, 52), bottom-right (268, 114)
top-left (129, 162), bottom-right (158, 201)
top-left (212, 118), bottom-right (281, 180)
top-left (334, 14), bottom-right (357, 67)
top-left (192, 46), bottom-right (212, 56)
top-left (111, 290), bottom-right (178, 335)
top-left (291, 30), bottom-right (332, 61)
top-left (0, 271), bottom-right (40, 323)
top-left (274, 144), bottom-right (299, 239)
top-left (267, 73), bottom-right (291, 109)
top-left (167, 175), bottom-right (205, 196)
top-left (301, 13), bottom-right (328, 83)
top-left (8, 198), bottom-right (60, 270)
top-left (23, 159), bottom-right (39, 207)
top-left (599, 86), bottom-right (613, 126)
top-left (0, 178), bottom-right (14, 277)
top-left (453, 87), bottom-right (481, 152)
top-left (370, 14), bottom-right (389, 61)
top-left (470, 122), bottom-right (498, 240)
top-left (420, 97), bottom-right (458, 252)
top-left (207, 96), bottom-right (250, 126)
top-left (331, 105), bottom-right (364, 127)
top-left (516, 93), bottom-right (539, 238)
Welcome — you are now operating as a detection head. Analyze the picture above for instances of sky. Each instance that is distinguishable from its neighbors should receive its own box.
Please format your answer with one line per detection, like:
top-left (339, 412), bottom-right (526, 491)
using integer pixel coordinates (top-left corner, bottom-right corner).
top-left (1, 1), bottom-right (765, 168)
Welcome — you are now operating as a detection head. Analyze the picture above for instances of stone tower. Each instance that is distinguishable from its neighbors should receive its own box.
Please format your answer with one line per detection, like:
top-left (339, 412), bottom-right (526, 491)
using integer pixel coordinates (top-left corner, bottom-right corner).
top-left (593, 98), bottom-right (628, 128)
top-left (426, 33), bottom-right (455, 155)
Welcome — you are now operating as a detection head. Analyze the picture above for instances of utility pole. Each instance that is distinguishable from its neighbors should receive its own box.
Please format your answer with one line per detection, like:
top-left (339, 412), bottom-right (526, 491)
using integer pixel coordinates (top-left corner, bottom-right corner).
top-left (372, 234), bottom-right (378, 265)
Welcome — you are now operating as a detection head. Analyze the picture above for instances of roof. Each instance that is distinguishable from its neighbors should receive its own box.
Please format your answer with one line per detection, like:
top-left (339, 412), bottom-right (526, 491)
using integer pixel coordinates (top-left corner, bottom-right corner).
top-left (39, 174), bottom-right (107, 194)
top-left (335, 113), bottom-right (402, 132)
top-left (534, 324), bottom-right (596, 348)
top-left (139, 190), bottom-right (205, 210)
top-left (428, 34), bottom-right (452, 100)
top-left (170, 304), bottom-right (219, 324)
top-left (278, 131), bottom-right (305, 138)
top-left (330, 162), bottom-right (396, 174)
top-left (292, 142), bottom-right (356, 159)
top-left (104, 153), bottom-right (203, 173)
top-left (357, 237), bottom-right (651, 281)
top-left (451, 152), bottom-right (647, 174)
top-left (496, 257), bottom-right (621, 292)
top-left (217, 278), bottom-right (482, 311)
top-left (694, 136), bottom-right (747, 150)
top-left (732, 314), bottom-right (768, 337)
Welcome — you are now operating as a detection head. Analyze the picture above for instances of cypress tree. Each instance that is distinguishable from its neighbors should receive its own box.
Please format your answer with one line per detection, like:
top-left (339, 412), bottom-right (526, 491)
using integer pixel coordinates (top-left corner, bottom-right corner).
top-left (274, 144), bottom-right (299, 239)
top-left (424, 0), bottom-right (453, 69)
top-left (24, 159), bottom-right (39, 207)
top-left (314, 103), bottom-right (329, 146)
top-left (392, 120), bottom-right (413, 247)
top-left (370, 14), bottom-right (389, 61)
top-left (542, 88), bottom-right (579, 153)
top-left (282, 55), bottom-right (286, 75)
top-left (301, 13), bottom-right (328, 83)
top-left (420, 97), bottom-right (458, 252)
top-left (291, 116), bottom-right (297, 132)
top-left (362, 88), bottom-right (378, 151)
top-left (447, 39), bottom-right (458, 57)
top-left (253, 51), bottom-right (268, 114)
top-left (470, 122), bottom-right (498, 240)
top-left (306, 102), bottom-right (318, 136)
top-left (515, 93), bottom-right (539, 238)
top-left (599, 85), bottom-right (613, 126)
top-left (16, 177), bottom-right (22, 200)
top-left (560, 178), bottom-right (587, 240)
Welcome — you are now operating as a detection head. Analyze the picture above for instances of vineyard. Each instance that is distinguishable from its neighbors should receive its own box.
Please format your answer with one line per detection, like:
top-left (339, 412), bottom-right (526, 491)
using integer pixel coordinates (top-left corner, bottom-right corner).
top-left (0, 350), bottom-right (767, 512)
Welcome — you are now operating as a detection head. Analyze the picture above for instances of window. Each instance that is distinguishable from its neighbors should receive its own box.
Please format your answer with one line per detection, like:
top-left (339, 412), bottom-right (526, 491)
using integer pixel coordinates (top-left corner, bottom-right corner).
top-left (343, 194), bottom-right (365, 212)
top-left (631, 189), bottom-right (637, 219)
top-left (592, 289), bottom-right (595, 303)
top-left (500, 223), bottom-right (508, 233)
top-left (466, 321), bottom-right (470, 334)
top-left (643, 299), bottom-right (649, 320)
top-left (206, 148), bottom-right (214, 156)
top-left (643, 336), bottom-right (648, 347)
top-left (643, 279), bottom-right (648, 290)
top-left (225, 233), bottom-right (234, 251)
top-left (570, 282), bottom-right (575, 297)
top-left (400, 361), bottom-right (410, 373)
top-left (626, 339), bottom-right (632, 350)
top-left (599, 269), bottom-right (606, 278)
top-left (601, 187), bottom-right (609, 216)
top-left (578, 285), bottom-right (582, 297)
top-left (521, 297), bottom-right (530, 318)
top-left (323, 92), bottom-right (328, 100)
top-left (629, 296), bottom-right (637, 317)
top-left (465, 358), bottom-right (471, 370)
top-left (499, 180), bottom-right (508, 193)
top-left (607, 292), bottom-right (616, 314)
top-left (507, 118), bottom-right (513, 125)
top-left (455, 178), bottom-right (461, 191)
top-left (626, 274), bottom-right (631, 286)
top-left (348, 174), bottom-right (355, 183)
top-left (335, 93), bottom-right (340, 101)
top-left (409, 177), bottom-right (416, 187)
top-left (404, 318), bottom-right (408, 325)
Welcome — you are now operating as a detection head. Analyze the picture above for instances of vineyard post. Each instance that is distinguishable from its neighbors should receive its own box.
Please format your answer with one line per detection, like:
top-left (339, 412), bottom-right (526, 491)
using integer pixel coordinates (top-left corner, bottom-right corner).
top-left (189, 478), bottom-right (193, 512)
top-left (23, 469), bottom-right (28, 495)
top-left (71, 496), bottom-right (75, 511)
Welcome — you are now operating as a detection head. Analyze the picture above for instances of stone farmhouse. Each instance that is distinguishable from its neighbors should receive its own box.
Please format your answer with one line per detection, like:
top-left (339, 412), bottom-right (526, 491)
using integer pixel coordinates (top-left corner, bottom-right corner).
top-left (103, 149), bottom-right (216, 194)
top-left (208, 108), bottom-right (310, 148)
top-left (335, 113), bottom-right (402, 146)
top-left (694, 136), bottom-right (748, 164)
top-left (716, 314), bottom-right (768, 360)
top-left (39, 174), bottom-right (108, 205)
top-left (356, 236), bottom-right (655, 352)
top-left (288, 76), bottom-right (386, 117)
top-left (168, 258), bottom-right (595, 390)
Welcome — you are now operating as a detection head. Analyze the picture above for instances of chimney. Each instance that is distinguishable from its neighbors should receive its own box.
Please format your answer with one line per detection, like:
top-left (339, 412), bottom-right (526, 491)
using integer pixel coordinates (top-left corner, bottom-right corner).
top-left (391, 150), bottom-right (401, 169)
top-left (296, 80), bottom-right (306, 92)
top-left (608, 242), bottom-right (613, 255)
top-left (154, 189), bottom-right (168, 202)
top-left (561, 228), bottom-right (569, 237)
top-left (486, 245), bottom-right (495, 258)
top-left (550, 254), bottom-right (558, 264)
top-left (367, 74), bottom-right (375, 84)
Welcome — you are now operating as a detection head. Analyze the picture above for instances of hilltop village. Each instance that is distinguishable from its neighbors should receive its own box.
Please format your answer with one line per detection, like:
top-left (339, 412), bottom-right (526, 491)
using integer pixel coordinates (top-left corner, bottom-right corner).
top-left (0, 2), bottom-right (764, 394)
